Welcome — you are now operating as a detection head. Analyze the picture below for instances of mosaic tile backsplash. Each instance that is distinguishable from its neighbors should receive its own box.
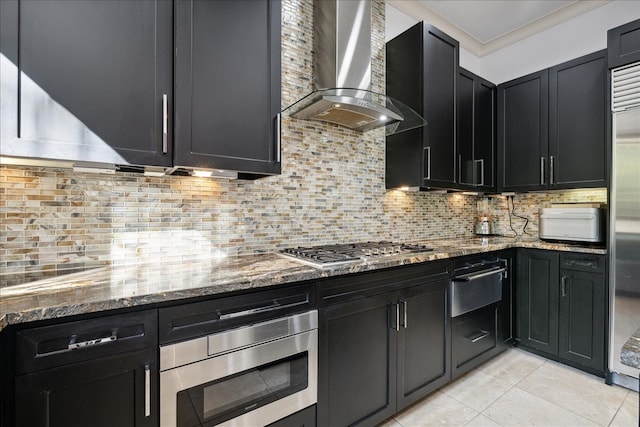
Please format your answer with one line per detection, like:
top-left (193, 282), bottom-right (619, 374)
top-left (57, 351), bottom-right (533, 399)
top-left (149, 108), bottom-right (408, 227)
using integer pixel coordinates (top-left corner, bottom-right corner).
top-left (0, 0), bottom-right (607, 282)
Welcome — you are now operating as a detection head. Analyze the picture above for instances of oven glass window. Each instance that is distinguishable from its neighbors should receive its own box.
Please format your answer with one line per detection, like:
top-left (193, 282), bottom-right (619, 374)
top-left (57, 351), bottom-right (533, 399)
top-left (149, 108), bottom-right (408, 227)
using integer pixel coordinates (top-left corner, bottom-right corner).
top-left (177, 352), bottom-right (308, 427)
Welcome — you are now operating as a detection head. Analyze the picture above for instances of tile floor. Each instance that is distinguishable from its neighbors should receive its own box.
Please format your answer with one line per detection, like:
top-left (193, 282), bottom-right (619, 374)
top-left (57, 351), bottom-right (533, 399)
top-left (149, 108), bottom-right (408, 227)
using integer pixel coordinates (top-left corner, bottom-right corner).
top-left (380, 348), bottom-right (639, 426)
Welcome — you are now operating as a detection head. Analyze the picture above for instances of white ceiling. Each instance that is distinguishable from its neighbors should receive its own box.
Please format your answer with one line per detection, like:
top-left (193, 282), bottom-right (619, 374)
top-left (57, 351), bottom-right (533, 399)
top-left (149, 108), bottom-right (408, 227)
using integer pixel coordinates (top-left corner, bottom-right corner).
top-left (388, 0), bottom-right (611, 56)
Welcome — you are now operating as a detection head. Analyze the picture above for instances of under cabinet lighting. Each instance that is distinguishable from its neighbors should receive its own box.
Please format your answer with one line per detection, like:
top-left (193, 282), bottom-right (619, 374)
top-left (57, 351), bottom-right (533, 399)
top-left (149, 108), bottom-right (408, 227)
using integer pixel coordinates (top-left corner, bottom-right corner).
top-left (0, 156), bottom-right (74, 169)
top-left (192, 169), bottom-right (214, 178)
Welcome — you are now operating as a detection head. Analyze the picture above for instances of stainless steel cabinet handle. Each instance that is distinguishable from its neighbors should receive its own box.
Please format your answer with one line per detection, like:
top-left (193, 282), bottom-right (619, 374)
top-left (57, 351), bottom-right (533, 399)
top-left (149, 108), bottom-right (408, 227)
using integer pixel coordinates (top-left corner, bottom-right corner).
top-left (162, 94), bottom-right (168, 154)
top-left (561, 275), bottom-right (567, 298)
top-left (469, 330), bottom-right (490, 343)
top-left (390, 303), bottom-right (400, 331)
top-left (423, 146), bottom-right (431, 180)
top-left (540, 157), bottom-right (546, 185)
top-left (400, 300), bottom-right (408, 328)
top-left (550, 156), bottom-right (555, 185)
top-left (458, 154), bottom-right (462, 184)
top-left (275, 113), bottom-right (282, 162)
top-left (475, 159), bottom-right (484, 186)
top-left (68, 334), bottom-right (117, 350)
top-left (144, 364), bottom-right (151, 417)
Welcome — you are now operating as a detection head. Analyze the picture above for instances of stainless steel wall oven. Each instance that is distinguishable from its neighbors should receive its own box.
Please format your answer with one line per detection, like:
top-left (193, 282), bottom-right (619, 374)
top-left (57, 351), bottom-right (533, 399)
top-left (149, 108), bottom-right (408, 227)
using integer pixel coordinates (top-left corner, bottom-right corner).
top-left (158, 287), bottom-right (317, 427)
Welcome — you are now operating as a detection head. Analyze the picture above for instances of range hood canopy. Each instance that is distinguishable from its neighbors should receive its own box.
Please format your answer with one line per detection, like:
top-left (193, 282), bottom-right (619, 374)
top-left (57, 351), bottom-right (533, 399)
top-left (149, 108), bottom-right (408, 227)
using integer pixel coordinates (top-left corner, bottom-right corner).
top-left (281, 0), bottom-right (426, 136)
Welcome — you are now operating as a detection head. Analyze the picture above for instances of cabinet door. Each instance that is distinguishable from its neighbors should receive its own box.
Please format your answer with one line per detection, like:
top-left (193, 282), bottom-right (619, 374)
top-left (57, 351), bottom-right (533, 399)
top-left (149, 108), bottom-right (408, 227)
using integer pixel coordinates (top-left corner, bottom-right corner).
top-left (558, 270), bottom-right (606, 373)
top-left (607, 18), bottom-right (640, 69)
top-left (457, 70), bottom-right (475, 187)
top-left (396, 280), bottom-right (450, 411)
top-left (422, 24), bottom-right (459, 187)
top-left (318, 294), bottom-right (397, 427)
top-left (457, 68), bottom-right (496, 190)
top-left (517, 249), bottom-right (559, 354)
top-left (15, 348), bottom-right (157, 427)
top-left (549, 51), bottom-right (607, 189)
top-left (0, 0), bottom-right (172, 167)
top-left (174, 0), bottom-right (281, 176)
top-left (498, 70), bottom-right (549, 192)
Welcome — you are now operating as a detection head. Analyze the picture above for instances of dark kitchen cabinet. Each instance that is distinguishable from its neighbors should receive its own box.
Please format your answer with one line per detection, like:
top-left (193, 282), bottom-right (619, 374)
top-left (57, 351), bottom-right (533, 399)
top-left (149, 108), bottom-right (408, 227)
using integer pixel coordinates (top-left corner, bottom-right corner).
top-left (13, 310), bottom-right (158, 427)
top-left (558, 253), bottom-right (607, 373)
top-left (457, 68), bottom-right (496, 191)
top-left (317, 262), bottom-right (451, 427)
top-left (0, 0), bottom-right (173, 167)
top-left (516, 249), bottom-right (607, 376)
top-left (549, 50), bottom-right (607, 189)
top-left (386, 22), bottom-right (458, 189)
top-left (497, 70), bottom-right (549, 192)
top-left (498, 51), bottom-right (607, 192)
top-left (174, 0), bottom-right (281, 177)
top-left (517, 249), bottom-right (559, 354)
top-left (607, 18), bottom-right (640, 69)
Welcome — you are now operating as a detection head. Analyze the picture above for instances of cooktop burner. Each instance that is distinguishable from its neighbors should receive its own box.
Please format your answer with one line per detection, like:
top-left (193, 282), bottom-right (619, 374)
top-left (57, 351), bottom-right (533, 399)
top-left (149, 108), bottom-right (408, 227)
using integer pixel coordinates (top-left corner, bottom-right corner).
top-left (279, 241), bottom-right (434, 268)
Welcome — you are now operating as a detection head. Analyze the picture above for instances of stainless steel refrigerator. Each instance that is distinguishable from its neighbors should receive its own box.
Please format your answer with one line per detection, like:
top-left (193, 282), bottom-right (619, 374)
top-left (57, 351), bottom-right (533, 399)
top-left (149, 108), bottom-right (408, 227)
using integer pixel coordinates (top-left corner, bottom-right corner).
top-left (609, 62), bottom-right (640, 388)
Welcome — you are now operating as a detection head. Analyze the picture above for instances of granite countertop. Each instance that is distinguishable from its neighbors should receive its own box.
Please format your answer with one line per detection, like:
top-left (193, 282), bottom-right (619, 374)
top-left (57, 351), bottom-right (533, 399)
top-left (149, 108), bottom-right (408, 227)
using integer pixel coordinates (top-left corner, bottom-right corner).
top-left (621, 328), bottom-right (640, 369)
top-left (0, 236), bottom-right (606, 332)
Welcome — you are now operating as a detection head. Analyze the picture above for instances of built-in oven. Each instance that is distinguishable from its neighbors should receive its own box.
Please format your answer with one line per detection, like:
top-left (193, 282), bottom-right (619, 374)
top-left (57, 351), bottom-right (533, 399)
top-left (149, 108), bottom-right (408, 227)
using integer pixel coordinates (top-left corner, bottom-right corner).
top-left (450, 257), bottom-right (508, 378)
top-left (158, 286), bottom-right (317, 427)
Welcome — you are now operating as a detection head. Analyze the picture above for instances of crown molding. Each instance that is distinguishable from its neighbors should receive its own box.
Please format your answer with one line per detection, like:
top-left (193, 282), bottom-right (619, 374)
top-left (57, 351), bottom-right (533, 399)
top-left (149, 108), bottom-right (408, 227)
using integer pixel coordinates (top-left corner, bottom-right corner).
top-left (387, 0), bottom-right (611, 57)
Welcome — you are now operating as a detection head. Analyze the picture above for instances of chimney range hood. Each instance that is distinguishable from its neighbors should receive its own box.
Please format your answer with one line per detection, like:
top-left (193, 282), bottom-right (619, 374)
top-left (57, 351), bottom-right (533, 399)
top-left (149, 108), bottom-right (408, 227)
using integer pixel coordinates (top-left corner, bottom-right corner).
top-left (281, 0), bottom-right (426, 136)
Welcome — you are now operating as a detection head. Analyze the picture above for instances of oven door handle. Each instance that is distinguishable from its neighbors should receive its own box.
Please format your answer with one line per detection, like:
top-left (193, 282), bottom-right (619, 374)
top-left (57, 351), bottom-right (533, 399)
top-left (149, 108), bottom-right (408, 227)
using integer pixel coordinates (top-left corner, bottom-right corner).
top-left (452, 267), bottom-right (506, 282)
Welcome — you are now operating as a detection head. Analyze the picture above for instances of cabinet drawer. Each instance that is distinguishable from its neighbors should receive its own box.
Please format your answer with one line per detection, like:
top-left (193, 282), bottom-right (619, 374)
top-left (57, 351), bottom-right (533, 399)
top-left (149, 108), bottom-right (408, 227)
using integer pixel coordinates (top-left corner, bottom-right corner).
top-left (560, 253), bottom-right (605, 273)
top-left (15, 309), bottom-right (157, 375)
top-left (452, 304), bottom-right (497, 371)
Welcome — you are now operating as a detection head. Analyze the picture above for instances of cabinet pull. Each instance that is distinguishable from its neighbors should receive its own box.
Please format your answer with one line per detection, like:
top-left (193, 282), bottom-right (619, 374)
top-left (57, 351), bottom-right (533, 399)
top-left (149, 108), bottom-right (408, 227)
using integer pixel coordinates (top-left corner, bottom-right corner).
top-left (540, 157), bottom-right (546, 185)
top-left (144, 364), bottom-right (151, 417)
top-left (475, 159), bottom-right (484, 187)
top-left (68, 334), bottom-right (117, 350)
top-left (162, 94), bottom-right (168, 154)
top-left (458, 154), bottom-right (462, 184)
top-left (561, 275), bottom-right (567, 298)
top-left (390, 303), bottom-right (400, 331)
top-left (497, 258), bottom-right (508, 279)
top-left (550, 156), bottom-right (555, 185)
top-left (400, 300), bottom-right (408, 328)
top-left (469, 330), bottom-right (490, 343)
top-left (423, 146), bottom-right (431, 181)
top-left (275, 113), bottom-right (282, 162)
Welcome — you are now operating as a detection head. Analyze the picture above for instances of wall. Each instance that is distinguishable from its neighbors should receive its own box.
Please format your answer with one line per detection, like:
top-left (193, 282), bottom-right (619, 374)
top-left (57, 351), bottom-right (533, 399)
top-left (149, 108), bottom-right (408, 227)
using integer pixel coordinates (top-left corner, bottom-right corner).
top-left (0, 0), bottom-right (480, 281)
top-left (386, 0), bottom-right (640, 83)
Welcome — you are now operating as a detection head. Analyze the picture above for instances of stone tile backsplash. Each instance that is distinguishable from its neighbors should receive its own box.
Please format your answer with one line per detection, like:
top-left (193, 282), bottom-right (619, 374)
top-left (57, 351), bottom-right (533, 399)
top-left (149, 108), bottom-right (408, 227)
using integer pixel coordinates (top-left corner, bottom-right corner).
top-left (0, 0), bottom-right (607, 281)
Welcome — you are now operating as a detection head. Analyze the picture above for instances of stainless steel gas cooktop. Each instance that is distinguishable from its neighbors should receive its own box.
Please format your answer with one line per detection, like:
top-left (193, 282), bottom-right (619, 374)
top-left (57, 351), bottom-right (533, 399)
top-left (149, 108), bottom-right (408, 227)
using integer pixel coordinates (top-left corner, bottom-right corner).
top-left (279, 241), bottom-right (434, 268)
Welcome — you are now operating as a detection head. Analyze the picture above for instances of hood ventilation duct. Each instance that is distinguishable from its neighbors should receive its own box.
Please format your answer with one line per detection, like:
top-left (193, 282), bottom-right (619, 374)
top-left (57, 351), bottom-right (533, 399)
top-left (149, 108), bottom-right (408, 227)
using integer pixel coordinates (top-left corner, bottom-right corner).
top-left (282, 0), bottom-right (425, 136)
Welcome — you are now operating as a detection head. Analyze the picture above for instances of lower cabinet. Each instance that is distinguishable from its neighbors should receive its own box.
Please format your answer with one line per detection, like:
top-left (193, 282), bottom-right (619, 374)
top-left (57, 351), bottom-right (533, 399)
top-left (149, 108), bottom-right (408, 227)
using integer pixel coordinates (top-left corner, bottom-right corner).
top-left (516, 249), bottom-right (606, 375)
top-left (317, 268), bottom-right (450, 427)
top-left (12, 310), bottom-right (158, 427)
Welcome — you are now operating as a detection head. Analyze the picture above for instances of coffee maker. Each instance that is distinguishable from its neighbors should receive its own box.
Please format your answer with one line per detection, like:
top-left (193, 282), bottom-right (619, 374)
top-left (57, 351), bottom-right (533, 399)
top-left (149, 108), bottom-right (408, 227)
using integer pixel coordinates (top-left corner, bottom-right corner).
top-left (475, 198), bottom-right (494, 235)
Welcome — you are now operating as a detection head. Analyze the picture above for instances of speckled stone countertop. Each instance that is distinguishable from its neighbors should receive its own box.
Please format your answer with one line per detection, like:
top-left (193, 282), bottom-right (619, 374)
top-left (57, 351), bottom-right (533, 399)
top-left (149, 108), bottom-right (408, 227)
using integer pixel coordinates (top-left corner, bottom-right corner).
top-left (621, 328), bottom-right (640, 369)
top-left (0, 236), bottom-right (606, 332)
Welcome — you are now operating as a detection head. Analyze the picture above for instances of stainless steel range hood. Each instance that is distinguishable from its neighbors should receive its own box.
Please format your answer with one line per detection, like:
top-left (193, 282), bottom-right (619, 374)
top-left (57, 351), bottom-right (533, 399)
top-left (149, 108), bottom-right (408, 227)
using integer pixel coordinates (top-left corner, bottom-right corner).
top-left (282, 0), bottom-right (425, 136)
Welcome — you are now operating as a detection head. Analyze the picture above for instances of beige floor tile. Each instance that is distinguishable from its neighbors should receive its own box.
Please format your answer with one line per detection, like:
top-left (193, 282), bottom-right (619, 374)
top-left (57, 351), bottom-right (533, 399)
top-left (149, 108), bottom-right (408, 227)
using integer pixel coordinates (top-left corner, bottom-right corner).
top-left (441, 369), bottom-right (513, 412)
top-left (516, 361), bottom-right (628, 425)
top-left (610, 390), bottom-right (639, 427)
top-left (464, 414), bottom-right (501, 426)
top-left (378, 417), bottom-right (403, 427)
top-left (478, 348), bottom-right (546, 385)
top-left (393, 390), bottom-right (479, 426)
top-left (483, 387), bottom-right (599, 426)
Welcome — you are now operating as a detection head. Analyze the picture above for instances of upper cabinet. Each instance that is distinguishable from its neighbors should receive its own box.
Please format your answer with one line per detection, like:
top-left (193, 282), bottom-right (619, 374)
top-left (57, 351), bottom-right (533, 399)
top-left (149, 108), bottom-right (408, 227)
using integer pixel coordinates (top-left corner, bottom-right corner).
top-left (0, 0), bottom-right (173, 167)
top-left (548, 51), bottom-right (607, 190)
top-left (498, 50), bottom-right (607, 192)
top-left (457, 68), bottom-right (496, 192)
top-left (386, 22), bottom-right (458, 190)
top-left (607, 18), bottom-right (640, 69)
top-left (497, 70), bottom-right (549, 192)
top-left (0, 0), bottom-right (281, 178)
top-left (174, 0), bottom-right (281, 177)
